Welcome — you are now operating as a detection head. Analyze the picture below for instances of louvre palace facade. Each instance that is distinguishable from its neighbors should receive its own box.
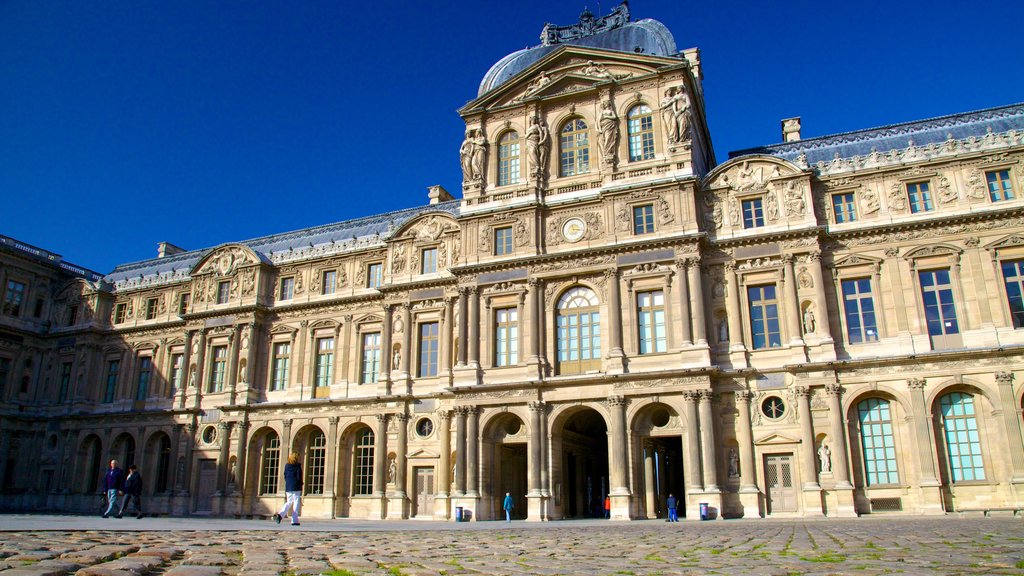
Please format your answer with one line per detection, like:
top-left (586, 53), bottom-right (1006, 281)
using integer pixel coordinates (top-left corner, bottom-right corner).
top-left (2, 4), bottom-right (1024, 521)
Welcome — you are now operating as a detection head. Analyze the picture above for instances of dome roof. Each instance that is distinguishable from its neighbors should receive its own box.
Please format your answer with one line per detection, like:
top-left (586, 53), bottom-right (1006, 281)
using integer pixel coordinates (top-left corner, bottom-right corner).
top-left (478, 9), bottom-right (678, 97)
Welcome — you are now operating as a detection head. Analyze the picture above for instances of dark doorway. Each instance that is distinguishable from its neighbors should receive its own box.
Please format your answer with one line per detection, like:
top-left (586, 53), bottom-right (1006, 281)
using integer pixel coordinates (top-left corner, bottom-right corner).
top-left (561, 408), bottom-right (608, 518)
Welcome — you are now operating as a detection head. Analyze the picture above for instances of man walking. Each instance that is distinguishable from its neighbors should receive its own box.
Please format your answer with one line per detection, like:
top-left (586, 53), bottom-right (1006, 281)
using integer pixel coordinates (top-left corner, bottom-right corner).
top-left (502, 492), bottom-right (514, 522)
top-left (102, 459), bottom-right (124, 518)
top-left (117, 464), bottom-right (144, 519)
top-left (666, 493), bottom-right (679, 522)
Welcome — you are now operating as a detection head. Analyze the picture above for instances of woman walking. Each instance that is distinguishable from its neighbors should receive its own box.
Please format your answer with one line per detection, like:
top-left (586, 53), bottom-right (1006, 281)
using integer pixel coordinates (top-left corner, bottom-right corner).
top-left (273, 453), bottom-right (303, 526)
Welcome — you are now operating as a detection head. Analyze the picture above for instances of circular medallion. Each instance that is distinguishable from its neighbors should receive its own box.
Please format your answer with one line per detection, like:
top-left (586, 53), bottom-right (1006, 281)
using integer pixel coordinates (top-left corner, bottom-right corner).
top-left (761, 396), bottom-right (786, 420)
top-left (561, 217), bottom-right (587, 243)
top-left (415, 418), bottom-right (434, 438)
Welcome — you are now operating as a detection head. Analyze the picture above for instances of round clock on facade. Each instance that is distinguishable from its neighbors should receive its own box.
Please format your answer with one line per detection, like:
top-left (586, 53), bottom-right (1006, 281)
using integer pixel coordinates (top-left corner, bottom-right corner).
top-left (561, 217), bottom-right (587, 243)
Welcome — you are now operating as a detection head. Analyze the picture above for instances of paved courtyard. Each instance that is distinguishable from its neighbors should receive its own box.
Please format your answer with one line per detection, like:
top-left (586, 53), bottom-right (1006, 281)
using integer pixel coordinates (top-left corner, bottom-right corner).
top-left (0, 515), bottom-right (1022, 575)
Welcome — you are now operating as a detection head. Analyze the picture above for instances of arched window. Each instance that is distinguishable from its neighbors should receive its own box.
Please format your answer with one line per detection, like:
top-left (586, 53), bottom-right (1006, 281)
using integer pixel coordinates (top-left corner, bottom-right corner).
top-left (154, 434), bottom-right (172, 493)
top-left (560, 118), bottom-right (590, 176)
top-left (353, 428), bottom-right (375, 496)
top-left (627, 105), bottom-right (655, 161)
top-left (938, 392), bottom-right (985, 482)
top-left (556, 287), bottom-right (601, 374)
top-left (305, 430), bottom-right (326, 495)
top-left (498, 131), bottom-right (520, 186)
top-left (259, 432), bottom-right (281, 495)
top-left (856, 398), bottom-right (899, 486)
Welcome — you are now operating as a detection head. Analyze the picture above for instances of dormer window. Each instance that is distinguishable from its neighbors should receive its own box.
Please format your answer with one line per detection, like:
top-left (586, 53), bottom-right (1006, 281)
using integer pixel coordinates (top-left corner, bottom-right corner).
top-left (907, 182), bottom-right (933, 213)
top-left (498, 131), bottom-right (520, 186)
top-left (560, 118), bottom-right (590, 176)
top-left (421, 248), bottom-right (438, 274)
top-left (742, 198), bottom-right (765, 228)
top-left (627, 105), bottom-right (655, 161)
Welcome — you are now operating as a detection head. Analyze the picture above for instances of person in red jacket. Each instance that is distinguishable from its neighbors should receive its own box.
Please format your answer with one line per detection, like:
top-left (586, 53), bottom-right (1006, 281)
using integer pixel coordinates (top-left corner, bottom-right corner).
top-left (604, 495), bottom-right (611, 519)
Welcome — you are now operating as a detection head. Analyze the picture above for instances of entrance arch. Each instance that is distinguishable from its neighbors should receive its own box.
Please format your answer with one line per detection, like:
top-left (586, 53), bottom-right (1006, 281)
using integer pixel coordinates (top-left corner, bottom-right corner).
top-left (551, 406), bottom-right (609, 518)
top-left (631, 402), bottom-right (685, 519)
top-left (482, 411), bottom-right (528, 520)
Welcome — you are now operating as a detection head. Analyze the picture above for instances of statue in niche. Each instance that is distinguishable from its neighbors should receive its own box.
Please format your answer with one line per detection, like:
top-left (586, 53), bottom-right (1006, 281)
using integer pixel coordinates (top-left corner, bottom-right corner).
top-left (392, 345), bottom-right (401, 371)
top-left (718, 318), bottom-right (729, 343)
top-left (660, 87), bottom-right (691, 145)
top-left (598, 100), bottom-right (619, 166)
top-left (471, 129), bottom-right (487, 181)
top-left (818, 443), bottom-right (832, 473)
top-left (460, 129), bottom-right (477, 182)
top-left (803, 308), bottom-right (816, 334)
top-left (765, 190), bottom-right (779, 220)
top-left (388, 455), bottom-right (397, 484)
top-left (526, 115), bottom-right (550, 178)
top-left (728, 447), bottom-right (740, 477)
top-left (228, 458), bottom-right (237, 485)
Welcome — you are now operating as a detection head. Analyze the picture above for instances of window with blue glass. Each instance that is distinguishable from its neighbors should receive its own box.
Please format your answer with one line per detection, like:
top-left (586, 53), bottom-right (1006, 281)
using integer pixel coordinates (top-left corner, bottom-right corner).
top-left (987, 169), bottom-right (1014, 202)
top-left (418, 322), bottom-right (439, 377)
top-left (939, 392), bottom-right (985, 482)
top-left (831, 192), bottom-right (857, 223)
top-left (841, 278), bottom-right (878, 344)
top-left (135, 356), bottom-right (152, 401)
top-left (494, 226), bottom-right (513, 256)
top-left (637, 291), bottom-right (666, 354)
top-left (556, 287), bottom-right (601, 374)
top-left (627, 105), bottom-right (655, 161)
top-left (747, 284), bottom-right (781, 349)
top-left (918, 269), bottom-right (959, 336)
top-left (742, 198), bottom-right (765, 228)
top-left (1001, 260), bottom-right (1024, 328)
top-left (857, 398), bottom-right (899, 486)
top-left (907, 182), bottom-right (933, 213)
top-left (633, 204), bottom-right (654, 235)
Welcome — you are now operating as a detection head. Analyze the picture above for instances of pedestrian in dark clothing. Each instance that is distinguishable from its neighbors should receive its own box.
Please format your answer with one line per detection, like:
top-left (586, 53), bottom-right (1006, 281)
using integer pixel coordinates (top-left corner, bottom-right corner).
top-left (118, 464), bottom-right (144, 519)
top-left (666, 493), bottom-right (679, 522)
top-left (102, 460), bottom-right (125, 518)
top-left (273, 452), bottom-right (303, 526)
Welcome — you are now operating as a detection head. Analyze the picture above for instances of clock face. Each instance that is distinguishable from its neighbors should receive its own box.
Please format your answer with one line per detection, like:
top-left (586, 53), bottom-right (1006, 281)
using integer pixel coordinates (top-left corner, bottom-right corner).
top-left (561, 217), bottom-right (587, 243)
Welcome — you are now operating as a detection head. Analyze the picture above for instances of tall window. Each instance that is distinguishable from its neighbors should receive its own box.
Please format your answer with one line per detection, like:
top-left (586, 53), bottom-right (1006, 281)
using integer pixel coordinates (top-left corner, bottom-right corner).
top-left (135, 356), bottom-right (152, 401)
top-left (421, 248), bottom-right (438, 274)
top-left (1001, 260), bottom-right (1024, 328)
top-left (987, 169), bottom-right (1014, 202)
top-left (841, 278), bottom-right (878, 344)
top-left (418, 322), bottom-right (439, 377)
top-left (367, 263), bottom-right (383, 288)
top-left (169, 353), bottom-right (184, 394)
top-left (939, 392), bottom-right (985, 482)
top-left (178, 293), bottom-right (190, 315)
top-left (494, 227), bottom-right (513, 256)
top-left (145, 298), bottom-right (158, 320)
top-left (0, 357), bottom-right (10, 398)
top-left (919, 269), bottom-right (959, 337)
top-left (627, 104), bottom-right (655, 161)
top-left (907, 182), bottom-right (933, 213)
top-left (361, 332), bottom-right (381, 384)
top-left (560, 118), bottom-right (590, 176)
top-left (208, 346), bottom-right (227, 392)
top-left (495, 308), bottom-right (519, 367)
top-left (260, 433), bottom-right (281, 495)
top-left (2, 280), bottom-right (25, 316)
top-left (748, 285), bottom-right (782, 349)
top-left (498, 131), bottom-right (520, 186)
top-left (314, 337), bottom-right (334, 391)
top-left (637, 291), bottom-right (667, 354)
top-left (832, 192), bottom-right (857, 223)
top-left (279, 277), bottom-right (294, 301)
top-left (270, 342), bottom-right (290, 391)
top-left (58, 362), bottom-right (72, 403)
top-left (217, 281), bottom-right (230, 304)
top-left (742, 198), bottom-right (765, 228)
top-left (104, 360), bottom-right (120, 403)
top-left (857, 398), bottom-right (899, 486)
top-left (633, 204), bottom-right (655, 235)
top-left (155, 435), bottom-right (171, 493)
top-left (556, 287), bottom-right (601, 374)
top-left (114, 303), bottom-right (127, 324)
top-left (353, 428), bottom-right (375, 495)
top-left (322, 270), bottom-right (337, 295)
top-left (305, 431), bottom-right (326, 495)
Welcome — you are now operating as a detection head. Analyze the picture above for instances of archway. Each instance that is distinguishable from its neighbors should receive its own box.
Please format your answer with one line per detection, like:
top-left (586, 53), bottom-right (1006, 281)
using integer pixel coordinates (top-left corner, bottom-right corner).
top-left (110, 432), bottom-right (136, 468)
top-left (143, 432), bottom-right (172, 495)
top-left (632, 402), bottom-right (685, 519)
top-left (482, 412), bottom-right (528, 520)
top-left (554, 407), bottom-right (608, 518)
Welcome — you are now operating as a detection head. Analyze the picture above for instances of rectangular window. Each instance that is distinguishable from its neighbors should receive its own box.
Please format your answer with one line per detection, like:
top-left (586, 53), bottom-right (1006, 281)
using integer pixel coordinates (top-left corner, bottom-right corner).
top-left (314, 337), bottom-right (334, 390)
top-left (135, 356), bottom-right (152, 401)
top-left (418, 322), bottom-right (439, 377)
top-left (104, 360), bottom-right (120, 403)
top-left (178, 293), bottom-right (190, 315)
top-left (832, 192), bottom-right (857, 223)
top-left (919, 269), bottom-right (959, 336)
top-left (208, 346), bottom-right (227, 392)
top-left (279, 277), bottom-right (294, 301)
top-left (1002, 260), bottom-right (1024, 328)
top-left (216, 281), bottom-right (230, 304)
top-left (940, 393), bottom-right (985, 482)
top-left (361, 332), bottom-right (381, 384)
top-left (169, 353), bottom-right (184, 394)
top-left (367, 263), bottom-right (383, 288)
top-left (260, 435), bottom-right (280, 495)
top-left (742, 198), bottom-right (765, 228)
top-left (58, 362), bottom-right (72, 403)
top-left (907, 182), bottom-right (933, 213)
top-left (34, 298), bottom-right (44, 318)
top-left (494, 227), bottom-right (513, 256)
top-left (67, 305), bottom-right (78, 326)
top-left (114, 303), bottom-right (127, 324)
top-left (2, 280), bottom-right (25, 317)
top-left (353, 430), bottom-right (374, 495)
top-left (271, 342), bottom-right (291, 391)
top-left (421, 248), bottom-right (438, 274)
top-left (637, 290), bottom-right (667, 354)
top-left (145, 298), bottom-right (158, 320)
top-left (322, 270), bottom-right (337, 295)
top-left (0, 357), bottom-right (10, 398)
top-left (494, 308), bottom-right (519, 367)
top-left (748, 284), bottom-right (782, 349)
top-left (987, 169), bottom-right (1014, 202)
top-left (841, 278), bottom-right (878, 344)
top-left (857, 399), bottom-right (900, 486)
top-left (305, 433), bottom-right (326, 495)
top-left (633, 204), bottom-right (655, 235)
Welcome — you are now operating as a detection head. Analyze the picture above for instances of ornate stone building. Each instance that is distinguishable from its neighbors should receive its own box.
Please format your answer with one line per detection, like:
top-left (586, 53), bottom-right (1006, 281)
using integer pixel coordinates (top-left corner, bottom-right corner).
top-left (2, 4), bottom-right (1024, 520)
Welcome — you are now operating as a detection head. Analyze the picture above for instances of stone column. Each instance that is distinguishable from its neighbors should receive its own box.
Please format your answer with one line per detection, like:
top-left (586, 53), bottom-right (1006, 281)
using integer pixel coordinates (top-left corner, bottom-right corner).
top-left (389, 413), bottom-right (409, 519)
top-left (241, 321), bottom-right (258, 403)
top-left (232, 420), bottom-right (249, 496)
top-left (643, 441), bottom-right (657, 518)
top-left (528, 401), bottom-right (544, 497)
top-left (179, 424), bottom-right (196, 498)
top-left (808, 252), bottom-right (833, 341)
top-left (437, 410), bottom-right (451, 499)
top-left (466, 406), bottom-right (479, 496)
top-left (216, 421), bottom-right (231, 494)
top-left (440, 298), bottom-right (454, 378)
top-left (279, 419), bottom-right (292, 491)
top-left (468, 288), bottom-right (480, 369)
top-left (380, 305), bottom-right (393, 395)
top-left (725, 263), bottom-right (744, 351)
top-left (324, 417), bottom-right (339, 505)
top-left (457, 290), bottom-right (468, 367)
top-left (782, 255), bottom-right (803, 345)
top-left (689, 261), bottom-right (708, 345)
top-left (528, 278), bottom-right (542, 367)
top-left (372, 414), bottom-right (388, 497)
top-left (606, 269), bottom-right (626, 371)
top-left (697, 390), bottom-right (720, 492)
top-left (179, 331), bottom-right (193, 409)
top-left (607, 395), bottom-right (630, 499)
top-left (454, 407), bottom-right (467, 495)
top-left (793, 387), bottom-right (819, 490)
top-left (227, 325), bottom-right (241, 403)
top-left (995, 372), bottom-right (1024, 482)
top-left (675, 260), bottom-right (693, 346)
top-left (734, 391), bottom-right (758, 488)
top-left (906, 378), bottom-right (944, 513)
top-left (824, 383), bottom-right (856, 516)
top-left (683, 391), bottom-right (703, 493)
top-left (399, 305), bottom-right (412, 379)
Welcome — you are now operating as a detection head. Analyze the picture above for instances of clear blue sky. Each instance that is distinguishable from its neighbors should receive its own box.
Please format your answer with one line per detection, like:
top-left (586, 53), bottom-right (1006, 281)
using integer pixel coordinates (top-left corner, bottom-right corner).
top-left (2, 1), bottom-right (1022, 273)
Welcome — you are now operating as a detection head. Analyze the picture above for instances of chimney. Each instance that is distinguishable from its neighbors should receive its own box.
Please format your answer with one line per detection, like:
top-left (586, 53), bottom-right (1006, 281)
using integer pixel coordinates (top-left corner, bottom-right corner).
top-left (157, 242), bottom-right (186, 258)
top-left (427, 185), bottom-right (454, 205)
top-left (782, 117), bottom-right (801, 142)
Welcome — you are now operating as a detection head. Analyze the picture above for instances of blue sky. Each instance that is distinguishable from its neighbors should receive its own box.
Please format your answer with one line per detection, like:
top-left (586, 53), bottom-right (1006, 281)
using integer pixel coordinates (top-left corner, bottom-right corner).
top-left (2, 1), bottom-right (1022, 273)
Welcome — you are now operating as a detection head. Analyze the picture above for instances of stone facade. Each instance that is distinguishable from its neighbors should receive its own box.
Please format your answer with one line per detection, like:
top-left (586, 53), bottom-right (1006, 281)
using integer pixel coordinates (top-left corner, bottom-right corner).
top-left (2, 5), bottom-right (1024, 520)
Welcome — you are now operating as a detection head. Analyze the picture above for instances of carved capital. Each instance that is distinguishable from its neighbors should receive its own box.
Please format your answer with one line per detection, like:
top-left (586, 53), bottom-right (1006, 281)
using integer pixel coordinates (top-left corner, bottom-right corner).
top-left (435, 409), bottom-right (451, 421)
top-left (393, 413), bottom-right (410, 423)
top-left (282, 418), bottom-right (293, 430)
top-left (808, 251), bottom-right (822, 262)
top-left (603, 268), bottom-right (619, 281)
top-left (682, 390), bottom-right (700, 402)
top-left (907, 378), bottom-right (927, 390)
top-left (824, 383), bottom-right (842, 397)
top-left (735, 390), bottom-right (754, 403)
top-left (697, 389), bottom-right (714, 402)
top-left (996, 371), bottom-right (1014, 385)
top-left (781, 254), bottom-right (795, 265)
top-left (375, 414), bottom-right (390, 426)
top-left (528, 400), bottom-right (547, 413)
top-left (328, 416), bottom-right (340, 426)
top-left (606, 395), bottom-right (626, 407)
top-left (791, 385), bottom-right (811, 398)
top-left (217, 421), bottom-right (230, 433)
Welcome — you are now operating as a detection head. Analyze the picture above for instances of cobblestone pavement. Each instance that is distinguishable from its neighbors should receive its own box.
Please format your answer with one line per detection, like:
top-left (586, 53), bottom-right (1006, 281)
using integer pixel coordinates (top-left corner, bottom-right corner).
top-left (0, 515), bottom-right (1022, 575)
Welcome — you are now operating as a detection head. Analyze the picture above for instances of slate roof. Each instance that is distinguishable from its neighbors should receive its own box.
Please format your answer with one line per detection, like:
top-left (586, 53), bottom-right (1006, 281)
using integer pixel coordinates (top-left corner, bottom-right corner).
top-left (731, 103), bottom-right (1024, 165)
top-left (104, 200), bottom-right (460, 287)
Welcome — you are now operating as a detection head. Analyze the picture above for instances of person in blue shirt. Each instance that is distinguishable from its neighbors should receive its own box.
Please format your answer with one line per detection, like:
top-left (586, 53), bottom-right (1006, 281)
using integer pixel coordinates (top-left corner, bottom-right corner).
top-left (666, 493), bottom-right (679, 522)
top-left (502, 492), bottom-right (514, 522)
top-left (274, 453), bottom-right (303, 526)
top-left (101, 460), bottom-right (124, 518)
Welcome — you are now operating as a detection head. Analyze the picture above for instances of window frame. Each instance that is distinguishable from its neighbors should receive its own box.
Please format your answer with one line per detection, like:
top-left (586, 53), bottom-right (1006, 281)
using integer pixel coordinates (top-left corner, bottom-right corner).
top-left (216, 281), bottom-right (231, 305)
top-left (103, 359), bottom-right (120, 403)
top-left (259, 433), bottom-right (281, 495)
top-left (627, 104), bottom-right (655, 162)
top-left (1000, 258), bottom-right (1024, 328)
top-left (322, 269), bottom-right (337, 295)
top-left (636, 290), bottom-right (667, 354)
top-left (270, 341), bottom-right (291, 391)
top-left (366, 263), bottom-right (383, 289)
top-left (907, 181), bottom-right (934, 213)
top-left (494, 306), bottom-right (519, 367)
top-left (420, 247), bottom-right (438, 275)
top-left (114, 303), bottom-right (127, 324)
top-left (353, 428), bottom-right (375, 496)
top-left (208, 345), bottom-right (227, 393)
top-left (831, 191), bottom-right (857, 223)
top-left (938, 391), bottom-right (986, 483)
top-left (856, 397), bottom-right (900, 487)
top-left (747, 284), bottom-right (782, 349)
top-left (632, 204), bottom-right (655, 235)
top-left (497, 130), bottom-right (521, 187)
top-left (556, 286), bottom-right (602, 375)
top-left (360, 331), bottom-right (382, 384)
top-left (279, 277), bottom-right (295, 301)
top-left (135, 355), bottom-right (153, 401)
top-left (144, 298), bottom-right (158, 320)
top-left (2, 279), bottom-right (26, 317)
top-left (304, 430), bottom-right (326, 495)
top-left (313, 336), bottom-right (334, 394)
top-left (494, 226), bottom-right (514, 256)
top-left (58, 361), bottom-right (72, 403)
top-left (178, 293), bottom-right (190, 315)
top-left (840, 277), bottom-right (879, 344)
top-left (559, 117), bottom-right (590, 177)
top-left (741, 197), bottom-right (765, 229)
top-left (986, 168), bottom-right (1015, 202)
top-left (417, 321), bottom-right (440, 377)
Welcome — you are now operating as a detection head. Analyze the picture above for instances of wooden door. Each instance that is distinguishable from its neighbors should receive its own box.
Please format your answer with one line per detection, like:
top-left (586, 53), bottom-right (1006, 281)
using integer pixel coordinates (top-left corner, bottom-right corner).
top-left (194, 459), bottom-right (217, 513)
top-left (764, 454), bottom-right (797, 514)
top-left (412, 467), bottom-right (434, 517)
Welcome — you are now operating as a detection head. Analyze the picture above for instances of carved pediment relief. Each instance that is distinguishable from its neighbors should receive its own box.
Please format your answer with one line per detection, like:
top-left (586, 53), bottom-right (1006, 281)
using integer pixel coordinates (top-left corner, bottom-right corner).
top-left (754, 432), bottom-right (802, 446)
top-left (192, 244), bottom-right (263, 277)
top-left (407, 448), bottom-right (440, 459)
top-left (985, 234), bottom-right (1024, 256)
top-left (704, 156), bottom-right (802, 193)
top-left (309, 319), bottom-right (340, 331)
top-left (393, 214), bottom-right (458, 243)
top-left (270, 324), bottom-right (299, 336)
top-left (903, 244), bottom-right (962, 260)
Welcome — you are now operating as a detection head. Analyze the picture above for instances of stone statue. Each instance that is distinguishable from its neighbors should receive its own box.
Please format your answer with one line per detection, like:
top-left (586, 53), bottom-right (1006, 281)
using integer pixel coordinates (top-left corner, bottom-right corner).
top-left (660, 87), bottom-right (691, 145)
top-left (598, 100), bottom-right (619, 166)
top-left (818, 443), bottom-right (832, 473)
top-left (728, 447), bottom-right (740, 477)
top-left (388, 456), bottom-right (397, 484)
top-left (526, 115), bottom-right (550, 179)
top-left (582, 60), bottom-right (612, 79)
top-left (471, 130), bottom-right (487, 181)
top-left (718, 318), bottom-right (729, 343)
top-left (460, 130), bottom-right (474, 181)
top-left (392, 346), bottom-right (401, 371)
top-left (803, 308), bottom-right (816, 334)
top-left (228, 460), bottom-right (237, 485)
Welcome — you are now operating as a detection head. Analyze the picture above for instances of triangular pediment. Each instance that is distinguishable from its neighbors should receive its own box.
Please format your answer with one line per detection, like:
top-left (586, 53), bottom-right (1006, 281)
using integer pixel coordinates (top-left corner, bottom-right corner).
top-left (833, 254), bottom-right (883, 268)
top-left (407, 448), bottom-right (440, 459)
top-left (985, 234), bottom-right (1024, 254)
top-left (754, 432), bottom-right (802, 446)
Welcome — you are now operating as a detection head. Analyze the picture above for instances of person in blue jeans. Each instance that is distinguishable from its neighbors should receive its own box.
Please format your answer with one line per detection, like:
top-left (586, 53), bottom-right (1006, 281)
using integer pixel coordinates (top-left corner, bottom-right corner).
top-left (666, 493), bottom-right (679, 522)
top-left (503, 492), bottom-right (514, 522)
top-left (274, 453), bottom-right (303, 526)
top-left (102, 459), bottom-right (125, 518)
